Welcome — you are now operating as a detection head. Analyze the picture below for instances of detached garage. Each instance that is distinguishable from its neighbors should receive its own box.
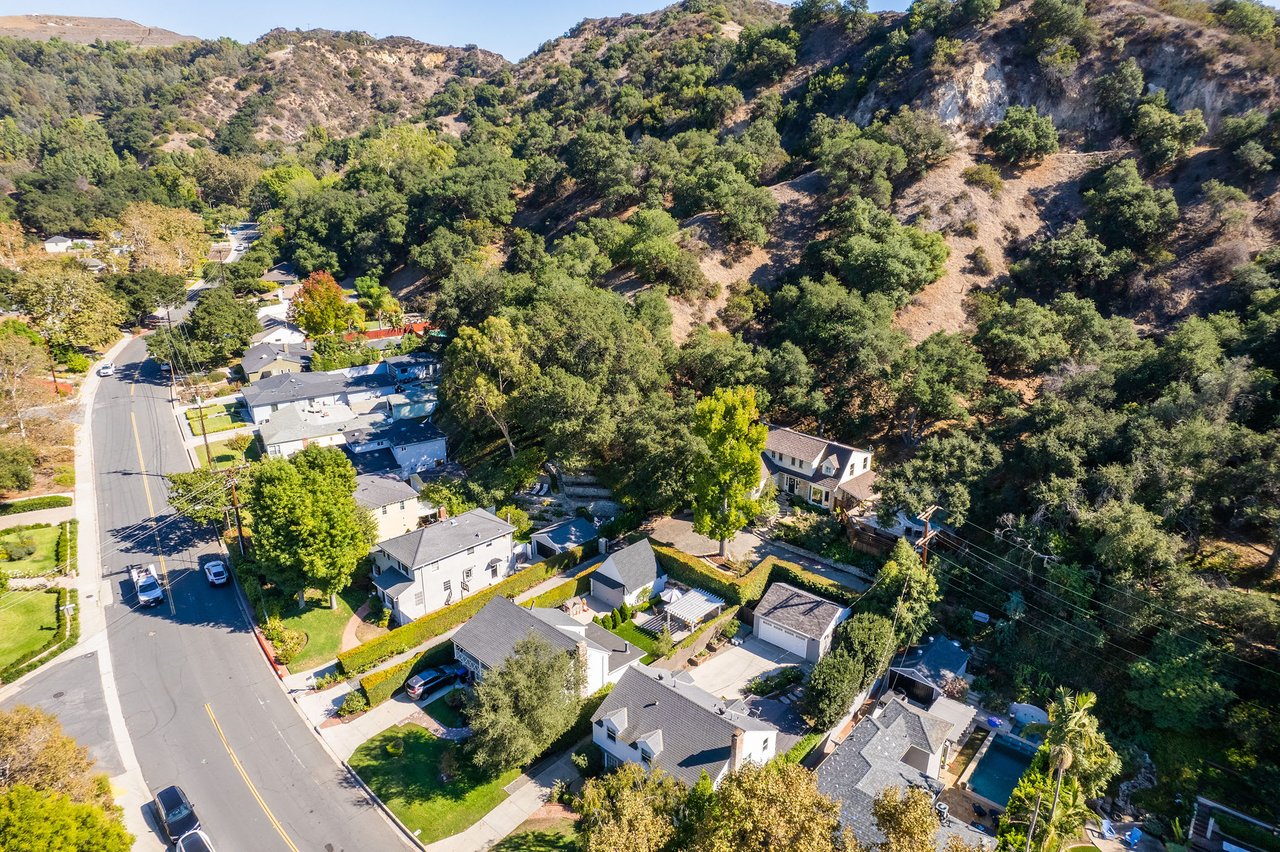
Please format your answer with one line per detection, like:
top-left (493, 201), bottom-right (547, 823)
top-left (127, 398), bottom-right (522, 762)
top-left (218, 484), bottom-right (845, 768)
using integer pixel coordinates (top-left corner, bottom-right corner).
top-left (753, 583), bottom-right (850, 664)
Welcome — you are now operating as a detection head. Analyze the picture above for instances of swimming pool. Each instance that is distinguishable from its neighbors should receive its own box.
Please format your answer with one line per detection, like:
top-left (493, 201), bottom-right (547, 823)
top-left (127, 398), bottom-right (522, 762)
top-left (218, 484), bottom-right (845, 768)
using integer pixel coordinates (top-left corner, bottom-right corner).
top-left (968, 736), bottom-right (1036, 807)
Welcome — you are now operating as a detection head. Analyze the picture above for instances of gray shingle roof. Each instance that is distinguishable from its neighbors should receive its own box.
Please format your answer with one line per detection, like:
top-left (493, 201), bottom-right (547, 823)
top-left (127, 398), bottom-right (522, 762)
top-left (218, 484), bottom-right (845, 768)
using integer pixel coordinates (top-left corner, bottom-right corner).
top-left (765, 424), bottom-right (865, 467)
top-left (755, 582), bottom-right (846, 641)
top-left (378, 508), bottom-right (514, 570)
top-left (452, 596), bottom-right (580, 670)
top-left (240, 342), bottom-right (309, 375)
top-left (891, 637), bottom-right (970, 689)
top-left (816, 699), bottom-right (964, 847)
top-left (836, 469), bottom-right (878, 501)
top-left (241, 370), bottom-right (395, 409)
top-left (596, 539), bottom-right (661, 594)
top-left (533, 517), bottom-right (598, 549)
top-left (591, 665), bottom-right (777, 786)
top-left (354, 474), bottom-right (419, 510)
top-left (257, 403), bottom-right (351, 446)
top-left (372, 566), bottom-right (414, 598)
top-left (343, 416), bottom-right (444, 449)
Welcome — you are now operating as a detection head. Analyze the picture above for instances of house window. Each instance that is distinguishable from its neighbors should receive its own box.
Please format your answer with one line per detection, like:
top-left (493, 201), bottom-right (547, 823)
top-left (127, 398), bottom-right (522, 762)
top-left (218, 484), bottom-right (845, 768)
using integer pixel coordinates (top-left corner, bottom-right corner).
top-left (822, 462), bottom-right (834, 475)
top-left (640, 749), bottom-right (652, 768)
top-left (381, 506), bottom-right (388, 515)
top-left (606, 729), bottom-right (617, 743)
top-left (373, 564), bottom-right (381, 576)
top-left (467, 547), bottom-right (475, 555)
top-left (414, 591), bottom-right (424, 608)
top-left (489, 561), bottom-right (499, 579)
top-left (399, 501), bottom-right (405, 510)
top-left (443, 580), bottom-right (452, 594)
top-left (464, 568), bottom-right (473, 582)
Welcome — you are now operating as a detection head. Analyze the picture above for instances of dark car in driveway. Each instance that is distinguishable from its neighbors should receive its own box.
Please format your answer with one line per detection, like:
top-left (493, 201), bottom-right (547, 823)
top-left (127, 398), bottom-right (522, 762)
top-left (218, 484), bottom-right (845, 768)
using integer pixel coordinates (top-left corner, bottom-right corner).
top-left (405, 663), bottom-right (468, 700)
top-left (153, 785), bottom-right (200, 843)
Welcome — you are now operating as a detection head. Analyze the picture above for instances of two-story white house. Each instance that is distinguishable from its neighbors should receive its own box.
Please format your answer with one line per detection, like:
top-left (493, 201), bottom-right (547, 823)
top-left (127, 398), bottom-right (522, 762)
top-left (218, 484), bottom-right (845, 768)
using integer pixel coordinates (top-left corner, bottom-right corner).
top-left (760, 424), bottom-right (877, 511)
top-left (354, 473), bottom-right (430, 542)
top-left (591, 665), bottom-right (779, 787)
top-left (370, 508), bottom-right (515, 624)
top-left (451, 595), bottom-right (645, 694)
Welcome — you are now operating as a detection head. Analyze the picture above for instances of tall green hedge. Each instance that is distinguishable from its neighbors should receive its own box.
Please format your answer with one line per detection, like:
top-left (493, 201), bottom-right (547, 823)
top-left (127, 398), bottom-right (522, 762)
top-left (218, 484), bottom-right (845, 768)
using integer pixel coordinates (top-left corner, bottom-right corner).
top-left (651, 545), bottom-right (861, 608)
top-left (526, 562), bottom-right (602, 609)
top-left (359, 641), bottom-right (455, 707)
top-left (338, 540), bottom-right (597, 676)
top-left (54, 521), bottom-right (77, 575)
top-left (0, 495), bottom-right (72, 516)
top-left (760, 556), bottom-right (862, 606)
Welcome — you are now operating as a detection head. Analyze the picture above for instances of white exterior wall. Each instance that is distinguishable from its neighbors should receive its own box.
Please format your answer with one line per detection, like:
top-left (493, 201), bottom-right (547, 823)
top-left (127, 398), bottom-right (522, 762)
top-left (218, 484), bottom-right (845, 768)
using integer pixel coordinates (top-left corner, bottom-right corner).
top-left (737, 729), bottom-right (778, 769)
top-left (372, 498), bottom-right (426, 542)
top-left (376, 531), bottom-right (515, 621)
top-left (392, 437), bottom-right (448, 475)
top-left (758, 618), bottom-right (811, 660)
top-left (248, 392), bottom-right (342, 424)
top-left (264, 431), bottom-right (346, 460)
top-left (581, 647), bottom-right (610, 694)
top-left (593, 725), bottom-right (777, 787)
top-left (623, 576), bottom-right (665, 607)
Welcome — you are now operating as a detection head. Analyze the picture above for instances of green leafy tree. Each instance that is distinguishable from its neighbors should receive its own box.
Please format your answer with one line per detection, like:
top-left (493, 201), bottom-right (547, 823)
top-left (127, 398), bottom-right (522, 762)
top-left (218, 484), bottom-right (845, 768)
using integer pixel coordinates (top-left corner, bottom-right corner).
top-left (884, 332), bottom-right (987, 446)
top-left (0, 322), bottom-right (48, 437)
top-left (443, 316), bottom-right (538, 459)
top-left (245, 446), bottom-right (374, 608)
top-left (985, 106), bottom-right (1059, 164)
top-left (103, 270), bottom-right (186, 326)
top-left (466, 634), bottom-right (585, 774)
top-left (871, 785), bottom-right (940, 852)
top-left (0, 442), bottom-right (36, 493)
top-left (1095, 58), bottom-right (1145, 121)
top-left (876, 432), bottom-right (1001, 529)
top-left (690, 386), bottom-right (767, 557)
top-left (804, 649), bottom-right (865, 728)
top-left (864, 538), bottom-right (939, 646)
top-left (815, 122), bottom-right (907, 208)
top-left (692, 761), bottom-right (844, 852)
top-left (576, 762), bottom-right (686, 852)
top-left (1128, 633), bottom-right (1238, 731)
top-left (148, 284), bottom-right (259, 369)
top-left (7, 260), bottom-right (124, 350)
top-left (0, 786), bottom-right (132, 852)
top-left (1221, 0), bottom-right (1276, 37)
top-left (165, 468), bottom-right (233, 528)
top-left (289, 271), bottom-right (364, 338)
top-left (353, 276), bottom-right (402, 329)
top-left (818, 198), bottom-right (949, 305)
top-left (834, 613), bottom-right (897, 686)
top-left (1032, 689), bottom-right (1121, 831)
top-left (1131, 100), bottom-right (1206, 171)
top-left (1084, 159), bottom-right (1179, 254)
top-left (0, 706), bottom-right (115, 810)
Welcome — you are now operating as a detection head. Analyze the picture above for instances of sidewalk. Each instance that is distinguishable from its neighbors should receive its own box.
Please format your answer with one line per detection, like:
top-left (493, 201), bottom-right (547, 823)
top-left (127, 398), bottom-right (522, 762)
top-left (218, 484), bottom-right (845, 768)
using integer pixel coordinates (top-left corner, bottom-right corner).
top-left (0, 498), bottom-right (75, 531)
top-left (423, 750), bottom-right (581, 852)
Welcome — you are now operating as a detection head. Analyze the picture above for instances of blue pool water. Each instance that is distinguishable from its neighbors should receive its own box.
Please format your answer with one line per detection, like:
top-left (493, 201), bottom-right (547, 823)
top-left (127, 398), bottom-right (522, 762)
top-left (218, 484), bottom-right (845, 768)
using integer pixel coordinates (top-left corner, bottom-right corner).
top-left (968, 736), bottom-right (1036, 807)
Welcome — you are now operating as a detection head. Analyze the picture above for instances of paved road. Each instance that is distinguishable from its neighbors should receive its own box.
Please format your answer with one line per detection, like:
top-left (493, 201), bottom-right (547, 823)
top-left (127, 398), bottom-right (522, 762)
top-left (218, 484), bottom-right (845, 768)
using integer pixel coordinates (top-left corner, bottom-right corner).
top-left (89, 335), bottom-right (408, 851)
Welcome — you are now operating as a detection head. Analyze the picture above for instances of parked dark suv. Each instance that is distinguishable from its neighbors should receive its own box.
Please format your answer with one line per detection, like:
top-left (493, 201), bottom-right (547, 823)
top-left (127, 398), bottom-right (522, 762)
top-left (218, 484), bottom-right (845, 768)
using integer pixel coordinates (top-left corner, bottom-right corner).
top-left (405, 663), bottom-right (468, 700)
top-left (153, 785), bottom-right (200, 843)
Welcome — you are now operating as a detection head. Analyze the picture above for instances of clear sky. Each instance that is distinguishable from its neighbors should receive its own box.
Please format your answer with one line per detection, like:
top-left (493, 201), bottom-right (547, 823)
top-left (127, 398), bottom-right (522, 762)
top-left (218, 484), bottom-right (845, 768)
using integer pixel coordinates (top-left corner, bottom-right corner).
top-left (12, 0), bottom-right (910, 60)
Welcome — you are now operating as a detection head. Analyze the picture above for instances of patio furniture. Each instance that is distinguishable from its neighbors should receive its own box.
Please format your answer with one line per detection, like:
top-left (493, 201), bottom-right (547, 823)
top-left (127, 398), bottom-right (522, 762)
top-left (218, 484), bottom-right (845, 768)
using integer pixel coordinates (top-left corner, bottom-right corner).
top-left (935, 802), bottom-right (950, 825)
top-left (972, 804), bottom-right (988, 818)
top-left (1100, 819), bottom-right (1118, 840)
top-left (987, 716), bottom-right (1004, 727)
top-left (1124, 827), bottom-right (1142, 848)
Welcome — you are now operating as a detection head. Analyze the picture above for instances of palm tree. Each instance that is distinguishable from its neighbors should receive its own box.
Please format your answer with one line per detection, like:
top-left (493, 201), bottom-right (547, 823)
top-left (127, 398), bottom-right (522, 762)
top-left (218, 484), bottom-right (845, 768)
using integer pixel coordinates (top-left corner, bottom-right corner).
top-left (1036, 688), bottom-right (1111, 839)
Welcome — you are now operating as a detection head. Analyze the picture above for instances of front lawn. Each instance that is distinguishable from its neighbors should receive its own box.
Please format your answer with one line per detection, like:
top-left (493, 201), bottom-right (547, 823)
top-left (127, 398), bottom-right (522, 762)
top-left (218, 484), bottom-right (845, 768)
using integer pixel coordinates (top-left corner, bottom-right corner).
top-left (197, 437), bottom-right (262, 469)
top-left (186, 403), bottom-right (249, 436)
top-left (349, 724), bottom-right (519, 844)
top-left (425, 690), bottom-right (468, 729)
top-left (277, 586), bottom-right (366, 672)
top-left (494, 816), bottom-right (579, 851)
top-left (0, 590), bottom-right (59, 670)
top-left (0, 526), bottom-right (63, 578)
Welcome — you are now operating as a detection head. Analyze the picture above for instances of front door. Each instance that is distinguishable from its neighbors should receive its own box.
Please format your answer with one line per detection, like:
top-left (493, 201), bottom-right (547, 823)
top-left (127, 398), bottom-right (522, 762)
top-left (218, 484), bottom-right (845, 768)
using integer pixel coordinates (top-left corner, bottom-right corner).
top-left (785, 475), bottom-right (799, 494)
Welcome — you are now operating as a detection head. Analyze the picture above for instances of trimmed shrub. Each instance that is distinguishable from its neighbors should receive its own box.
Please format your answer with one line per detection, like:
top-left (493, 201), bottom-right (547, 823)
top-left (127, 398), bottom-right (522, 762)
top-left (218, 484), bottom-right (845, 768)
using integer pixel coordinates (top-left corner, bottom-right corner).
top-left (54, 521), bottom-right (76, 574)
top-left (762, 556), bottom-right (862, 606)
top-left (337, 689), bottom-right (368, 717)
top-left (0, 496), bottom-right (72, 516)
top-left (337, 549), bottom-right (593, 676)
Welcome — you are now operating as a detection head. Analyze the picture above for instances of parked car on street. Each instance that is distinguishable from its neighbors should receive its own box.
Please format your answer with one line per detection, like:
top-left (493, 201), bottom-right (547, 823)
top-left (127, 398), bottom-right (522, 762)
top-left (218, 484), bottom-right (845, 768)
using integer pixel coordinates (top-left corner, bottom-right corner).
top-left (406, 663), bottom-right (468, 700)
top-left (153, 785), bottom-right (200, 843)
top-left (97, 363), bottom-right (115, 377)
top-left (159, 361), bottom-right (173, 374)
top-left (176, 830), bottom-right (216, 852)
top-left (203, 559), bottom-right (229, 586)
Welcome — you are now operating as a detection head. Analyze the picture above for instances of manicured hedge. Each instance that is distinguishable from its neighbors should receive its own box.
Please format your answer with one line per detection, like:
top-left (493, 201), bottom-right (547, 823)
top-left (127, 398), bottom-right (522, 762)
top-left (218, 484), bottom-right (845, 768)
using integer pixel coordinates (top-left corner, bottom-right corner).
top-left (758, 556), bottom-right (862, 606)
top-left (676, 605), bottom-right (741, 652)
top-left (0, 496), bottom-right (72, 516)
top-left (651, 544), bottom-right (772, 606)
top-left (359, 641), bottom-right (455, 707)
top-left (338, 541), bottom-right (597, 676)
top-left (526, 562), bottom-right (602, 609)
top-left (54, 521), bottom-right (77, 575)
top-left (0, 589), bottom-right (79, 683)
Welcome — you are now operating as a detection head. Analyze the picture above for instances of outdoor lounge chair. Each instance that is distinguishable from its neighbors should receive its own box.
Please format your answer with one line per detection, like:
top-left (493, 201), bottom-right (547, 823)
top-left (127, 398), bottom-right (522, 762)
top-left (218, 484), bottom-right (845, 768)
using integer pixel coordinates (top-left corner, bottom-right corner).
top-left (1100, 819), bottom-right (1118, 840)
top-left (972, 804), bottom-right (988, 818)
top-left (1124, 827), bottom-right (1143, 848)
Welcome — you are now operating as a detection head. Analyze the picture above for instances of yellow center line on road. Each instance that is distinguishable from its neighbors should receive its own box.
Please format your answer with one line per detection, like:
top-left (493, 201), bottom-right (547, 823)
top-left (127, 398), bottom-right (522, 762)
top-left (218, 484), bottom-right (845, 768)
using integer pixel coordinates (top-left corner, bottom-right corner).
top-left (130, 411), bottom-right (175, 616)
top-left (205, 703), bottom-right (302, 852)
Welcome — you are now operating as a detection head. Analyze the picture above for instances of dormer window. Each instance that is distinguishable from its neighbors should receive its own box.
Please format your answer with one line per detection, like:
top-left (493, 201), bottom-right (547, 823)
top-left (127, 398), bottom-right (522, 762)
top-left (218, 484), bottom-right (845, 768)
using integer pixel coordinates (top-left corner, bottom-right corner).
top-left (821, 462), bottom-right (834, 475)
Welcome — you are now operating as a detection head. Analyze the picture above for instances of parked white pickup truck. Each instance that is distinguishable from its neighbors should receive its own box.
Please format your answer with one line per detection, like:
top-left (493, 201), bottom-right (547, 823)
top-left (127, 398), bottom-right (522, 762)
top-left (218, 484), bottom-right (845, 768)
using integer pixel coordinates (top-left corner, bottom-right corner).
top-left (130, 564), bottom-right (164, 607)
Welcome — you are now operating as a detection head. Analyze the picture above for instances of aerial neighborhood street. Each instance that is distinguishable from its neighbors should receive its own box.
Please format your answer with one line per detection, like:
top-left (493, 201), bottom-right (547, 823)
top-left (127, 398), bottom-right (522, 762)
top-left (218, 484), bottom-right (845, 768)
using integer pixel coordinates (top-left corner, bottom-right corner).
top-left (2, 1), bottom-right (1280, 851)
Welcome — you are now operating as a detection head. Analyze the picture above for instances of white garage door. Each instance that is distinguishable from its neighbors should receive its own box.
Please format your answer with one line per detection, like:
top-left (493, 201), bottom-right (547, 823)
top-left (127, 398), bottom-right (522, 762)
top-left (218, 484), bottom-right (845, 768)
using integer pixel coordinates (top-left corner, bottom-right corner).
top-left (759, 619), bottom-right (809, 659)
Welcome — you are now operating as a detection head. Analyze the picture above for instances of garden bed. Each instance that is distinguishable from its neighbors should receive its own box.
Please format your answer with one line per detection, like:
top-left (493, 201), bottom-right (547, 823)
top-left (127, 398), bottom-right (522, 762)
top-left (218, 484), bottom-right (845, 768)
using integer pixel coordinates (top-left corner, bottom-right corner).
top-left (0, 525), bottom-right (63, 577)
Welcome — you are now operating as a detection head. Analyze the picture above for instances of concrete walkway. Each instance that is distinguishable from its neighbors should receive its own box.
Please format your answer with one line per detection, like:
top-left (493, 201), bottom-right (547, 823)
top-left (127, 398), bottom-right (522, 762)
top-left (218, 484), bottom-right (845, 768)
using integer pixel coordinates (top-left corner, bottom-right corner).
top-left (0, 498), bottom-right (75, 531)
top-left (423, 750), bottom-right (582, 852)
top-left (341, 601), bottom-right (374, 653)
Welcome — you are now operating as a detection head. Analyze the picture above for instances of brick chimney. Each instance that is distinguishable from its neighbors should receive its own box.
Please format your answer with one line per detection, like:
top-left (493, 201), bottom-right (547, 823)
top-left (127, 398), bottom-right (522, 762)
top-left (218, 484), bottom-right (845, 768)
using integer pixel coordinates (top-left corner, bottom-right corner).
top-left (730, 729), bottom-right (746, 772)
top-left (437, 505), bottom-right (448, 522)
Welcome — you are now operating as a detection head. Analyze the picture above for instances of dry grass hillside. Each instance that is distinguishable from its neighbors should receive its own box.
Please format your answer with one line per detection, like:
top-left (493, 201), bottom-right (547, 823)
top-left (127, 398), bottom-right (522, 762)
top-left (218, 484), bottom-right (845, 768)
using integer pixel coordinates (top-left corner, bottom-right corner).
top-left (0, 15), bottom-right (196, 46)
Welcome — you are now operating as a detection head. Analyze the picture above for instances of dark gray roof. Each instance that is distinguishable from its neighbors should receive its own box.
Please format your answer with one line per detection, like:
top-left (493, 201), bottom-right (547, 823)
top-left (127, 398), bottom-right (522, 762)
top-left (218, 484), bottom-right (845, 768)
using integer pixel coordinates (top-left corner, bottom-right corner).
top-left (372, 566), bottom-right (414, 598)
top-left (262, 263), bottom-right (297, 283)
top-left (344, 446), bottom-right (399, 475)
top-left (378, 508), bottom-right (514, 569)
top-left (240, 342), bottom-right (309, 375)
top-left (837, 470), bottom-right (878, 501)
top-left (596, 539), bottom-right (661, 594)
top-left (533, 517), bottom-right (597, 549)
top-left (816, 699), bottom-right (964, 847)
top-left (763, 454), bottom-right (841, 490)
top-left (343, 417), bottom-right (444, 449)
top-left (241, 370), bottom-right (394, 409)
top-left (591, 665), bottom-right (776, 787)
top-left (354, 474), bottom-right (418, 510)
top-left (583, 622), bottom-right (647, 671)
top-left (891, 637), bottom-right (970, 688)
top-left (452, 596), bottom-right (580, 670)
top-left (755, 582), bottom-right (846, 640)
top-left (765, 424), bottom-right (865, 469)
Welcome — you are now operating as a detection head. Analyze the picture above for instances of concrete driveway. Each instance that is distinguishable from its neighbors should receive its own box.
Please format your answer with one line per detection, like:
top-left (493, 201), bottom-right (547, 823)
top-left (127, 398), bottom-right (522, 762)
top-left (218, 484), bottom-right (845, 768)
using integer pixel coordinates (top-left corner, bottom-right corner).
top-left (685, 637), bottom-right (805, 700)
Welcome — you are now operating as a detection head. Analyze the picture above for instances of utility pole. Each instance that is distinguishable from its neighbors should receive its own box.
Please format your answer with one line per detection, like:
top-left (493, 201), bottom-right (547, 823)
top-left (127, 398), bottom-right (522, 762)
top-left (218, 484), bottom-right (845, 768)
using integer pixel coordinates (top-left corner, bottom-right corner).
top-left (918, 504), bottom-right (941, 565)
top-left (229, 471), bottom-right (246, 556)
top-left (195, 394), bottom-right (213, 466)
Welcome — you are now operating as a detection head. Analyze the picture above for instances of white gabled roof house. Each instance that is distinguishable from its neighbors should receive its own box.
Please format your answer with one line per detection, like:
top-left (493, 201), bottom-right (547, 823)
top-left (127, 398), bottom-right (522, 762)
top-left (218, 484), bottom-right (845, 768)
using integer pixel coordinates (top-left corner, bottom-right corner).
top-left (760, 425), bottom-right (877, 511)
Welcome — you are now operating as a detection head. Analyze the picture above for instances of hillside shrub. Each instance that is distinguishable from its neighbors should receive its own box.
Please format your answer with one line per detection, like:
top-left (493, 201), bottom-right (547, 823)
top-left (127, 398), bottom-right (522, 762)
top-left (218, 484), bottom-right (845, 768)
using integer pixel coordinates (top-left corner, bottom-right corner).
top-left (961, 164), bottom-right (1003, 195)
top-left (985, 106), bottom-right (1059, 165)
